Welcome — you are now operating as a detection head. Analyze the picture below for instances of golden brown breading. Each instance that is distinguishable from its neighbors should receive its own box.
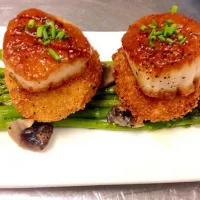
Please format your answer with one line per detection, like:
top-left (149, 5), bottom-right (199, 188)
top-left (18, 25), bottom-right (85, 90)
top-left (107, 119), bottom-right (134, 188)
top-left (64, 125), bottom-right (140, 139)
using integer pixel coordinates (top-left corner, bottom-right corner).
top-left (113, 48), bottom-right (200, 123)
top-left (5, 50), bottom-right (102, 122)
top-left (3, 8), bottom-right (92, 92)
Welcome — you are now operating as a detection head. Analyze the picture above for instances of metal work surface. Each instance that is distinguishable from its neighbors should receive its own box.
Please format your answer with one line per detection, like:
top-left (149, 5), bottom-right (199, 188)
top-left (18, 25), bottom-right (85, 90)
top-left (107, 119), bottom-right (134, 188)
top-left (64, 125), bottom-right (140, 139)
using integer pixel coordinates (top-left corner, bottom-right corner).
top-left (0, 0), bottom-right (200, 199)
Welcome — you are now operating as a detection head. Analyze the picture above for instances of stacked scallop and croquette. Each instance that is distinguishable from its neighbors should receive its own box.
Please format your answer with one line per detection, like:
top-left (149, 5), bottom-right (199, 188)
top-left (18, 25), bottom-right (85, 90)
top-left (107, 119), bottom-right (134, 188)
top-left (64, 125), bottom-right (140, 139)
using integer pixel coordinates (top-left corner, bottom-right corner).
top-left (3, 8), bottom-right (102, 122)
top-left (113, 10), bottom-right (200, 123)
top-left (4, 7), bottom-right (200, 126)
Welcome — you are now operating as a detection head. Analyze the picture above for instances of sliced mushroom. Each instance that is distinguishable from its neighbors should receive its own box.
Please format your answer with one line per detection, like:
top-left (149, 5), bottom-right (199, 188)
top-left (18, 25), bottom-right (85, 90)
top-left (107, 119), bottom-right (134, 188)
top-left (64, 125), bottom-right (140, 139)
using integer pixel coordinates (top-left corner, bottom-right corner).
top-left (100, 62), bottom-right (115, 88)
top-left (107, 105), bottom-right (143, 127)
top-left (8, 119), bottom-right (53, 151)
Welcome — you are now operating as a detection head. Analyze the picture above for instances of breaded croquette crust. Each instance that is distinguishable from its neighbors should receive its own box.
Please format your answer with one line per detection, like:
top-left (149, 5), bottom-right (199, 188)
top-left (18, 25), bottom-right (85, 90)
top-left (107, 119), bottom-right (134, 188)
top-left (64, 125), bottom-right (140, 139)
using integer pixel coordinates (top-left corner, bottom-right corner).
top-left (5, 50), bottom-right (102, 122)
top-left (113, 48), bottom-right (200, 123)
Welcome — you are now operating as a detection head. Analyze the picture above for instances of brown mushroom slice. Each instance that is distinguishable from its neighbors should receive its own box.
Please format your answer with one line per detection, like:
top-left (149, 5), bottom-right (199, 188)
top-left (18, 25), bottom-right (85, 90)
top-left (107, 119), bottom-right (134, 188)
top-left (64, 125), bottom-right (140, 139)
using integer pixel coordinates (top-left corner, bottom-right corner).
top-left (107, 105), bottom-right (143, 128)
top-left (100, 62), bottom-right (115, 88)
top-left (8, 119), bottom-right (53, 151)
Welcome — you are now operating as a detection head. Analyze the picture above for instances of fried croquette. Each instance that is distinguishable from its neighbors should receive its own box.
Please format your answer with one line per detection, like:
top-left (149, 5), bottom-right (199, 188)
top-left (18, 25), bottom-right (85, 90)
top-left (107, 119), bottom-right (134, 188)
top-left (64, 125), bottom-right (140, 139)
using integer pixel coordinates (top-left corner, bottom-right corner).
top-left (113, 48), bottom-right (200, 123)
top-left (122, 13), bottom-right (200, 99)
top-left (5, 50), bottom-right (102, 122)
top-left (3, 8), bottom-right (92, 92)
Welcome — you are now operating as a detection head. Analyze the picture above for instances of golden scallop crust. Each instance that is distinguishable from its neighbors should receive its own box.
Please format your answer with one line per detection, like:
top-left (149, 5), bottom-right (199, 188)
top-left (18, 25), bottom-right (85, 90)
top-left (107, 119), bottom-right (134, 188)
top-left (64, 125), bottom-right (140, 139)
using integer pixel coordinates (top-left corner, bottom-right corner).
top-left (122, 13), bottom-right (200, 76)
top-left (3, 8), bottom-right (91, 83)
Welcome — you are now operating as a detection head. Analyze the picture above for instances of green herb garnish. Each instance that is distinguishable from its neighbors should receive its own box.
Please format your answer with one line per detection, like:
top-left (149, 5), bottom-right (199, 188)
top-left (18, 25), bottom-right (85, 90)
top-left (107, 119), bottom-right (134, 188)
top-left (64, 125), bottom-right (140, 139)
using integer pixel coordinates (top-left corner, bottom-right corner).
top-left (171, 5), bottom-right (178, 13)
top-left (55, 31), bottom-right (65, 40)
top-left (166, 38), bottom-right (174, 44)
top-left (27, 19), bottom-right (35, 29)
top-left (42, 27), bottom-right (49, 40)
top-left (48, 48), bottom-right (61, 61)
top-left (142, 5), bottom-right (186, 47)
top-left (179, 37), bottom-right (187, 45)
top-left (178, 35), bottom-right (184, 41)
top-left (140, 25), bottom-right (148, 31)
top-left (36, 26), bottom-right (44, 37)
top-left (158, 35), bottom-right (166, 42)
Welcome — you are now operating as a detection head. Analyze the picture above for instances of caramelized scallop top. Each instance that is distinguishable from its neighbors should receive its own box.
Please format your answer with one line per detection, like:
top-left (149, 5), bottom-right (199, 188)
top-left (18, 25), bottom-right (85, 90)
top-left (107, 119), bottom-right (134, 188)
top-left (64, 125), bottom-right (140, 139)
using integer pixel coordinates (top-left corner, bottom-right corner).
top-left (3, 8), bottom-right (92, 91)
top-left (122, 13), bottom-right (200, 75)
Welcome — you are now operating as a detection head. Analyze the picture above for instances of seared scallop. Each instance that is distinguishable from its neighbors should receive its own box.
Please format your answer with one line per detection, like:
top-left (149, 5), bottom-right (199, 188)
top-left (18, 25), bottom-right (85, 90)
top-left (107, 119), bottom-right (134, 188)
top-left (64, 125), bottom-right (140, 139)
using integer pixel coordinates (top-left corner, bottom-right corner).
top-left (113, 48), bottom-right (200, 123)
top-left (3, 8), bottom-right (92, 92)
top-left (122, 13), bottom-right (200, 99)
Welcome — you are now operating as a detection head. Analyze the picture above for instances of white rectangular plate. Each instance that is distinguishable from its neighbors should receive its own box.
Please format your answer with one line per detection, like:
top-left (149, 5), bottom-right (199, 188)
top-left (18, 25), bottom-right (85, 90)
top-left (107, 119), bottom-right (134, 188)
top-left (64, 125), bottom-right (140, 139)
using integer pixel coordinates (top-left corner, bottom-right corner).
top-left (0, 27), bottom-right (200, 188)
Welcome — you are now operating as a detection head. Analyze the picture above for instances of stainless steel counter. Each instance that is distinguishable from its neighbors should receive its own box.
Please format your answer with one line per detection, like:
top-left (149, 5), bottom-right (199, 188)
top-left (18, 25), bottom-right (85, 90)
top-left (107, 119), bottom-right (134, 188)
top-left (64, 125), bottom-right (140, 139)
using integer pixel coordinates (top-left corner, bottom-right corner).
top-left (0, 0), bottom-right (200, 199)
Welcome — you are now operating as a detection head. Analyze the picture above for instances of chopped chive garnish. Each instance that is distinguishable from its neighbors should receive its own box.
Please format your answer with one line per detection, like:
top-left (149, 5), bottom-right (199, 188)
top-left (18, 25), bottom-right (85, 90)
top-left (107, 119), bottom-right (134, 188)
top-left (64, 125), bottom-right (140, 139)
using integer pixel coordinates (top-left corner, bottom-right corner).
top-left (171, 5), bottom-right (178, 13)
top-left (38, 39), bottom-right (50, 46)
top-left (154, 30), bottom-right (163, 36)
top-left (148, 29), bottom-right (155, 40)
top-left (150, 35), bottom-right (156, 42)
top-left (36, 26), bottom-right (44, 37)
top-left (148, 24), bottom-right (157, 29)
top-left (164, 25), bottom-right (168, 36)
top-left (55, 31), bottom-right (65, 40)
top-left (149, 36), bottom-right (156, 47)
top-left (38, 39), bottom-right (44, 45)
top-left (179, 37), bottom-right (187, 45)
top-left (158, 35), bottom-right (166, 42)
top-left (140, 25), bottom-right (148, 31)
top-left (164, 19), bottom-right (173, 25)
top-left (178, 35), bottom-right (184, 41)
top-left (27, 19), bottom-right (35, 28)
top-left (166, 38), bottom-right (174, 44)
top-left (48, 48), bottom-right (61, 61)
top-left (51, 24), bottom-right (56, 39)
top-left (167, 23), bottom-right (177, 36)
top-left (46, 20), bottom-right (56, 39)
top-left (64, 34), bottom-right (71, 39)
top-left (42, 27), bottom-right (49, 40)
top-left (56, 29), bottom-right (62, 34)
top-left (140, 5), bottom-right (186, 47)
top-left (44, 40), bottom-right (51, 45)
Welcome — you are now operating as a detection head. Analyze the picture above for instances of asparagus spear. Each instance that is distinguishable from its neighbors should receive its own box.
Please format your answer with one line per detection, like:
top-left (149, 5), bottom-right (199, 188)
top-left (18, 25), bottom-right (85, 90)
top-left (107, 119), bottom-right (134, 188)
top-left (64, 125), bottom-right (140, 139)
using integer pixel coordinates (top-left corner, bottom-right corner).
top-left (88, 99), bottom-right (120, 108)
top-left (0, 68), bottom-right (4, 78)
top-left (93, 94), bottom-right (118, 100)
top-left (54, 118), bottom-right (134, 131)
top-left (0, 105), bottom-right (21, 119)
top-left (97, 86), bottom-right (115, 95)
top-left (0, 119), bottom-right (12, 130)
top-left (0, 94), bottom-right (12, 105)
top-left (47, 116), bottom-right (200, 131)
top-left (0, 79), bottom-right (5, 85)
top-left (0, 110), bottom-right (200, 131)
top-left (70, 107), bottom-right (111, 118)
